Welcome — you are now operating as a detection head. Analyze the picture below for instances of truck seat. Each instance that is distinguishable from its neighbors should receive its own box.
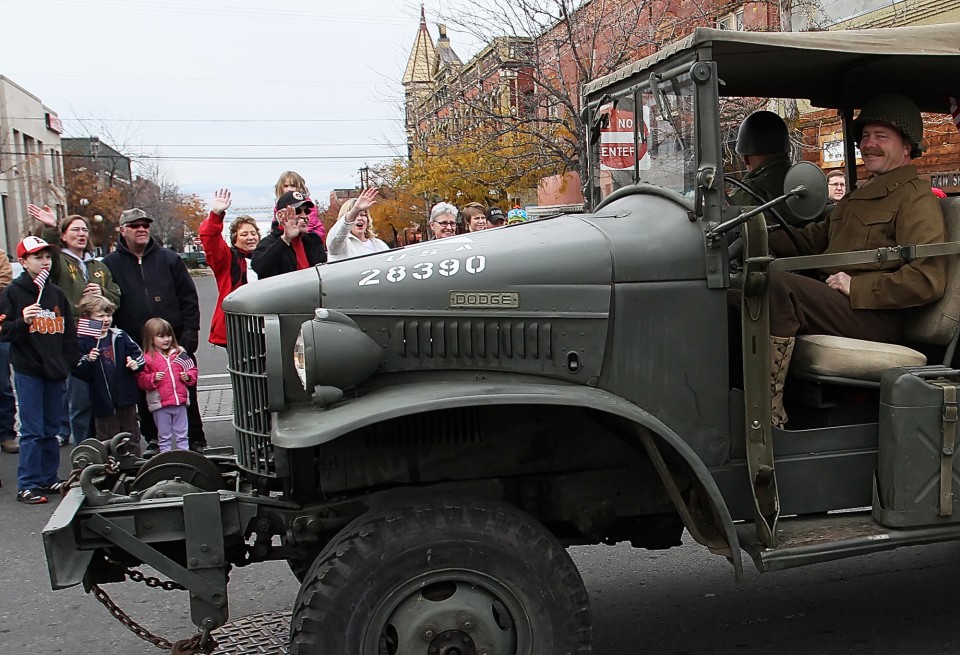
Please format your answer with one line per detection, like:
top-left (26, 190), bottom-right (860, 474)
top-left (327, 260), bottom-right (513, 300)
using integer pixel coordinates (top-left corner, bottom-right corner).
top-left (790, 197), bottom-right (960, 386)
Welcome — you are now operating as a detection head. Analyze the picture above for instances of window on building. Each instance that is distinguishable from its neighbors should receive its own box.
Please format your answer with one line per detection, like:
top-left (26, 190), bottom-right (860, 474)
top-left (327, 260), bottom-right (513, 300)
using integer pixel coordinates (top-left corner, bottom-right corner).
top-left (717, 9), bottom-right (744, 31)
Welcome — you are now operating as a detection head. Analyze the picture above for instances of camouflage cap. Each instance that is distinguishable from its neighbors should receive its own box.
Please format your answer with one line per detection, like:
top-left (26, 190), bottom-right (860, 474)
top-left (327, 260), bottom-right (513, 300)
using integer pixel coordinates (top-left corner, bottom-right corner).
top-left (852, 93), bottom-right (924, 158)
top-left (119, 208), bottom-right (153, 225)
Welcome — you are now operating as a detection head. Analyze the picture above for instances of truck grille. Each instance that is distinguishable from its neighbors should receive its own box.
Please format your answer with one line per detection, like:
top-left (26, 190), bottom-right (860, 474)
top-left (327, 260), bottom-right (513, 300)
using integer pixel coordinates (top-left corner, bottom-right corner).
top-left (226, 313), bottom-right (275, 476)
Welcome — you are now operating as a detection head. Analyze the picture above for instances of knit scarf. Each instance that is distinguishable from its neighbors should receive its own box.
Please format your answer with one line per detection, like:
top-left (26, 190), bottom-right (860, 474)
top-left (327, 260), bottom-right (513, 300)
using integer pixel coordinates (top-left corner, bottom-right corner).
top-left (290, 236), bottom-right (310, 270)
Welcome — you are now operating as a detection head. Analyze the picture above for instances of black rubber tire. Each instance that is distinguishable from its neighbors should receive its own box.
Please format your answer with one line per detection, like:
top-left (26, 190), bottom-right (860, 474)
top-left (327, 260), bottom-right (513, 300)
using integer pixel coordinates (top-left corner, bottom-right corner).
top-left (289, 495), bottom-right (592, 655)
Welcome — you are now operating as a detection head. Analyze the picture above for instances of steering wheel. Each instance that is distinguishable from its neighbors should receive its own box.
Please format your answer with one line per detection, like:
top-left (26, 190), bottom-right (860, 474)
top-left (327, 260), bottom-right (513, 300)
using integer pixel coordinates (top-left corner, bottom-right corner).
top-left (723, 174), bottom-right (804, 255)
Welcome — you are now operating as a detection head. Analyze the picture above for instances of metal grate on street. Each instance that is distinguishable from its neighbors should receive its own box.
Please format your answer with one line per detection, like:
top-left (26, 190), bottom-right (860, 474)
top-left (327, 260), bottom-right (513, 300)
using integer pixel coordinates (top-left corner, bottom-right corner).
top-left (211, 610), bottom-right (291, 654)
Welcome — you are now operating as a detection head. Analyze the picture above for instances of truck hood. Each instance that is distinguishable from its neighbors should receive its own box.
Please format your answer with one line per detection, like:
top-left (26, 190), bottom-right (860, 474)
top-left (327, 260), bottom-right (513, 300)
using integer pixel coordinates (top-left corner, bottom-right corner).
top-left (319, 215), bottom-right (614, 314)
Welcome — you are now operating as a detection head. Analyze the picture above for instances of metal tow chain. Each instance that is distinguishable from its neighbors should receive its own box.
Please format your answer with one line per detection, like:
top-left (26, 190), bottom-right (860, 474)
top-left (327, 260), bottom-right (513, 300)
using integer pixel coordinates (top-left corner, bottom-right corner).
top-left (90, 568), bottom-right (217, 654)
top-left (91, 581), bottom-right (175, 651)
top-left (128, 569), bottom-right (187, 591)
top-left (62, 456), bottom-right (120, 495)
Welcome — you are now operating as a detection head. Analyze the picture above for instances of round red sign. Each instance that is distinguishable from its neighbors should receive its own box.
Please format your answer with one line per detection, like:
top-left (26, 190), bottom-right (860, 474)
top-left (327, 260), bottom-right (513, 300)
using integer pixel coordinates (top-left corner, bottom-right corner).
top-left (600, 107), bottom-right (647, 170)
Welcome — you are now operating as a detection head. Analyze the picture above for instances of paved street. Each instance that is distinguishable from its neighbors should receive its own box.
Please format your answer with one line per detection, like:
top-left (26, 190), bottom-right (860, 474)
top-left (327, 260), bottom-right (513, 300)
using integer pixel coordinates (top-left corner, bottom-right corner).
top-left (2, 274), bottom-right (960, 654)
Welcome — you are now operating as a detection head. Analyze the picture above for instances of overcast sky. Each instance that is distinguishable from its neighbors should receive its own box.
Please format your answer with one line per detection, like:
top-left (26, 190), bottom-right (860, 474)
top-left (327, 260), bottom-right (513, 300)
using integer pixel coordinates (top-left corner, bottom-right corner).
top-left (0, 0), bottom-right (482, 217)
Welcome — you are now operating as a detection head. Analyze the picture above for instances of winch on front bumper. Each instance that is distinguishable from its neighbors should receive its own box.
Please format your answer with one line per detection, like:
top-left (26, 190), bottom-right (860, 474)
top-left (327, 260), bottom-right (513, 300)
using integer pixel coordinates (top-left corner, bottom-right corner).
top-left (41, 435), bottom-right (299, 650)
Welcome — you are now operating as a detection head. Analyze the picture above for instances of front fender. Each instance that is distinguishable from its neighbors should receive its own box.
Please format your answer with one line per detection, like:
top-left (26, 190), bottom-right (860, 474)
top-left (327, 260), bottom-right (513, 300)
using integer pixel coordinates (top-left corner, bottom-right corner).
top-left (272, 373), bottom-right (742, 578)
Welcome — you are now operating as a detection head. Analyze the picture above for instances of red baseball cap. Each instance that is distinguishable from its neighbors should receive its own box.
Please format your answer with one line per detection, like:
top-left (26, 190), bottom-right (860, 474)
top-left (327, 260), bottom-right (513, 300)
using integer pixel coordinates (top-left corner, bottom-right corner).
top-left (16, 235), bottom-right (51, 259)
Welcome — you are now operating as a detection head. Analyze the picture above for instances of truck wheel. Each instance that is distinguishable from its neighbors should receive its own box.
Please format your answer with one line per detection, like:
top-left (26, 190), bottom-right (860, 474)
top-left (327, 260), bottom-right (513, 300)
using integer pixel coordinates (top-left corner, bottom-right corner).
top-left (289, 496), bottom-right (591, 654)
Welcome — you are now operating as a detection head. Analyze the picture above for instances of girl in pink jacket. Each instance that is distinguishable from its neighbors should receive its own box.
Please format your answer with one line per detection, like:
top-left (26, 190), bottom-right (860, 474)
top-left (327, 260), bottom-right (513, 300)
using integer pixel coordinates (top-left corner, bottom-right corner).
top-left (137, 318), bottom-right (198, 453)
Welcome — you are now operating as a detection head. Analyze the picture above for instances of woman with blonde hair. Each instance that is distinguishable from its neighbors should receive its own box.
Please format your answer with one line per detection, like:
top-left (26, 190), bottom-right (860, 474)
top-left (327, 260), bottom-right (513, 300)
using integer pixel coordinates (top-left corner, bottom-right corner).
top-left (326, 188), bottom-right (389, 262)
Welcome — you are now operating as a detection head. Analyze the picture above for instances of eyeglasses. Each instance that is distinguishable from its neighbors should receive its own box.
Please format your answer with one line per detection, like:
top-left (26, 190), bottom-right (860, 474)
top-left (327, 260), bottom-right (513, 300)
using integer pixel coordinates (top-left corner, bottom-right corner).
top-left (434, 221), bottom-right (457, 228)
top-left (828, 182), bottom-right (846, 188)
top-left (126, 222), bottom-right (151, 230)
top-left (294, 207), bottom-right (312, 215)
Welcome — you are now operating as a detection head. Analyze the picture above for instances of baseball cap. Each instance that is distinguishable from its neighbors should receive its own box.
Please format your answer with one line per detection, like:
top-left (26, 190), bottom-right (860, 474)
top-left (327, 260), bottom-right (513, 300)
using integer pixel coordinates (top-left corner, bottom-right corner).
top-left (119, 208), bottom-right (154, 226)
top-left (486, 207), bottom-right (506, 224)
top-left (276, 191), bottom-right (316, 213)
top-left (17, 235), bottom-right (51, 259)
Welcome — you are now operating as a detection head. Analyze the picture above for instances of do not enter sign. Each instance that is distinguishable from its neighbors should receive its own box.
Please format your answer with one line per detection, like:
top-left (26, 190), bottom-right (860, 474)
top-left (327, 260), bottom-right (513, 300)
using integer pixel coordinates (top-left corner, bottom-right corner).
top-left (599, 105), bottom-right (650, 171)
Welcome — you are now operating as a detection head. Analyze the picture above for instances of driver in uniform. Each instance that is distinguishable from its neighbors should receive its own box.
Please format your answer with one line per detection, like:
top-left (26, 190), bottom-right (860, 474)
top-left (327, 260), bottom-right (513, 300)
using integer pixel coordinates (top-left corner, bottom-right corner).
top-left (764, 93), bottom-right (947, 427)
top-left (730, 110), bottom-right (805, 227)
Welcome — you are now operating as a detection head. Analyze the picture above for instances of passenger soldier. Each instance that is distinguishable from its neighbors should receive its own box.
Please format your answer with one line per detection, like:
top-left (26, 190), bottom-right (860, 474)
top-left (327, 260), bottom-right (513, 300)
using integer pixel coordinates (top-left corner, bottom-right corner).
top-left (765, 94), bottom-right (948, 426)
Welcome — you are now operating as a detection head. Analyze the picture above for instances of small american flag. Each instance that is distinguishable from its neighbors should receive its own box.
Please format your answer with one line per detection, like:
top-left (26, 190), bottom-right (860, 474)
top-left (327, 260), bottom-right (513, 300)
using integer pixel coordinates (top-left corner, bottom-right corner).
top-left (77, 318), bottom-right (104, 337)
top-left (173, 350), bottom-right (196, 372)
top-left (949, 96), bottom-right (960, 132)
top-left (34, 268), bottom-right (50, 301)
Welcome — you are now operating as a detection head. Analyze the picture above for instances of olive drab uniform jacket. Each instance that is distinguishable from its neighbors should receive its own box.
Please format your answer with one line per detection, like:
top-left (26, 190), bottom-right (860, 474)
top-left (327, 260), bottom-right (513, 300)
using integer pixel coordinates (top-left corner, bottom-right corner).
top-left (729, 153), bottom-right (805, 227)
top-left (769, 164), bottom-right (947, 311)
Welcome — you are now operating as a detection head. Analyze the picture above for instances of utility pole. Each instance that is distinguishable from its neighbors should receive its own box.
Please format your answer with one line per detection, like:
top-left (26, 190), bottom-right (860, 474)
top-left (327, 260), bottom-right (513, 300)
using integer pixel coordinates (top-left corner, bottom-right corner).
top-left (359, 165), bottom-right (370, 190)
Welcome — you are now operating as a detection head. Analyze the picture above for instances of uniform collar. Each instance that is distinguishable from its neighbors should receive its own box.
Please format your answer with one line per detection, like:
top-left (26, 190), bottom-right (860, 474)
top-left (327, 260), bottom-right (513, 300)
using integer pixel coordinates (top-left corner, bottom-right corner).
top-left (850, 164), bottom-right (918, 200)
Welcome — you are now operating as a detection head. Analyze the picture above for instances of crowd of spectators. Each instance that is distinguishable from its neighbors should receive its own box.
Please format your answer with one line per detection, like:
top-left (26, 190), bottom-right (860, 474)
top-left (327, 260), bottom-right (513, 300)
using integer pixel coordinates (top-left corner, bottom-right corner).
top-left (0, 170), bottom-right (525, 503)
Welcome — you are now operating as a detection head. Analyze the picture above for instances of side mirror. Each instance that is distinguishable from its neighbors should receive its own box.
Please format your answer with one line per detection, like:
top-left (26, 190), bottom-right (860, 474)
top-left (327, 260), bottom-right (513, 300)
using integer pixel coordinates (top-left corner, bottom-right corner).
top-left (783, 162), bottom-right (828, 221)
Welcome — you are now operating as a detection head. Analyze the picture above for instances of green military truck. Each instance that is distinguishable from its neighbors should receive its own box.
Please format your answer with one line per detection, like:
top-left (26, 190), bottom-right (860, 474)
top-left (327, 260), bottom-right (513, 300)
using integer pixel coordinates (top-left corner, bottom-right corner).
top-left (42, 23), bottom-right (960, 654)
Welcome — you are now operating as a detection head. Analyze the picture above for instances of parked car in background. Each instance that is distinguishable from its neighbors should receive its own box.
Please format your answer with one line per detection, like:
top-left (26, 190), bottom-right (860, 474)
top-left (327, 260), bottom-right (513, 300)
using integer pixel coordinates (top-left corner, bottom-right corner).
top-left (179, 250), bottom-right (206, 268)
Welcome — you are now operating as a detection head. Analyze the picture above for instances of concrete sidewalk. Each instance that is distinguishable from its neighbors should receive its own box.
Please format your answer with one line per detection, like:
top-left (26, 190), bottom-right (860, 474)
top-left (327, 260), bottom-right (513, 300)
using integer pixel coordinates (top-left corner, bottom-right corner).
top-left (197, 380), bottom-right (233, 422)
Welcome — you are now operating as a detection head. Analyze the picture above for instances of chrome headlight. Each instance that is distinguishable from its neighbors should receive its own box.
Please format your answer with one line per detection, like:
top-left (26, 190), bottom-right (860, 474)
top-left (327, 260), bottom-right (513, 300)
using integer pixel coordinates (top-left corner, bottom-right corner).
top-left (293, 332), bottom-right (307, 388)
top-left (296, 309), bottom-right (383, 391)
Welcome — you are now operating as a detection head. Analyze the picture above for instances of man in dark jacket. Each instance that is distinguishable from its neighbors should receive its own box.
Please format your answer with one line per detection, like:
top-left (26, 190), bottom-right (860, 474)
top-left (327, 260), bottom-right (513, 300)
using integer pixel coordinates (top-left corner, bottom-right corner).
top-left (252, 191), bottom-right (326, 279)
top-left (103, 208), bottom-right (205, 455)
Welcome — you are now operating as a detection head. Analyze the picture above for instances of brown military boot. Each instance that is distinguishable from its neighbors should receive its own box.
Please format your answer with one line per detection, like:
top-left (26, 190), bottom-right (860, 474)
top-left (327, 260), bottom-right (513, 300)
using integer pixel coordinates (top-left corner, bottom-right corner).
top-left (770, 336), bottom-right (795, 428)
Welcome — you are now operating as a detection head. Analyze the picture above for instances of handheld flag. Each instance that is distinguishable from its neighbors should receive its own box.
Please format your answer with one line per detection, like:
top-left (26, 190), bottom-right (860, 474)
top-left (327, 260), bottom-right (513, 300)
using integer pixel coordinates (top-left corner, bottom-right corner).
top-left (34, 268), bottom-right (50, 302)
top-left (77, 318), bottom-right (104, 338)
top-left (173, 350), bottom-right (196, 372)
top-left (949, 96), bottom-right (960, 132)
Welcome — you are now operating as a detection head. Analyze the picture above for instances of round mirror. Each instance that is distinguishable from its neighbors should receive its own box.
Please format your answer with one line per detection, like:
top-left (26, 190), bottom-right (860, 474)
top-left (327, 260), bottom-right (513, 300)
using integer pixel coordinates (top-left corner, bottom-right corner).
top-left (783, 161), bottom-right (828, 221)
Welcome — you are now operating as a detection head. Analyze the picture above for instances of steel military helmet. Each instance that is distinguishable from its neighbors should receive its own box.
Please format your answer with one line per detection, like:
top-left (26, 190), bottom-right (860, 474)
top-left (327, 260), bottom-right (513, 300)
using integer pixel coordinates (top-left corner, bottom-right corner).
top-left (852, 93), bottom-right (924, 158)
top-left (735, 110), bottom-right (790, 156)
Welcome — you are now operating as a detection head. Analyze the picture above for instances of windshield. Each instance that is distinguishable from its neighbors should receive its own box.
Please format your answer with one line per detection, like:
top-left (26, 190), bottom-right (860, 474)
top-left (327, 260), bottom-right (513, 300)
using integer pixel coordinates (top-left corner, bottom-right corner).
top-left (593, 72), bottom-right (696, 203)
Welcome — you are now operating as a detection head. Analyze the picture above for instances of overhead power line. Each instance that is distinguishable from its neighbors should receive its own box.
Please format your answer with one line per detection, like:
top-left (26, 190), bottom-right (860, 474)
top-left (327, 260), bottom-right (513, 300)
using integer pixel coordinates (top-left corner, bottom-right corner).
top-left (78, 143), bottom-right (406, 148)
top-left (5, 0), bottom-right (412, 26)
top-left (1, 151), bottom-right (395, 162)
top-left (7, 73), bottom-right (393, 85)
top-left (5, 116), bottom-right (397, 123)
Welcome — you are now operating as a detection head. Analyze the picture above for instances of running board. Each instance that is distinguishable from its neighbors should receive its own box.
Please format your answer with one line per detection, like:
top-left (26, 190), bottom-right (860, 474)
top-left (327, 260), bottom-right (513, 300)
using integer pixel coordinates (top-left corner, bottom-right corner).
top-left (737, 511), bottom-right (960, 572)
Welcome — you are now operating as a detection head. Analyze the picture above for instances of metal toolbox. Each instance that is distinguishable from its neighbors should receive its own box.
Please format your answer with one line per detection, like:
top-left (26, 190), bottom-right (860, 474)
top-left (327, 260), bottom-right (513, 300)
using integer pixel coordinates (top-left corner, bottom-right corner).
top-left (874, 366), bottom-right (960, 528)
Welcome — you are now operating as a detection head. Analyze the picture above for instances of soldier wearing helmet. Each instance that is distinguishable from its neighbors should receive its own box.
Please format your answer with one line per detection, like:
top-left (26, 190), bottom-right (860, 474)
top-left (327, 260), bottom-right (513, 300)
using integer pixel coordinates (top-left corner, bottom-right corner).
top-left (760, 93), bottom-right (947, 428)
top-left (730, 111), bottom-right (805, 226)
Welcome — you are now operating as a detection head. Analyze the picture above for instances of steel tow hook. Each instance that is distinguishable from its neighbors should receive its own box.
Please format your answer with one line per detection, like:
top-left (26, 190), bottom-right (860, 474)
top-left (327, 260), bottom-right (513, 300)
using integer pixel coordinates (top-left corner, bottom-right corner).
top-left (170, 633), bottom-right (218, 654)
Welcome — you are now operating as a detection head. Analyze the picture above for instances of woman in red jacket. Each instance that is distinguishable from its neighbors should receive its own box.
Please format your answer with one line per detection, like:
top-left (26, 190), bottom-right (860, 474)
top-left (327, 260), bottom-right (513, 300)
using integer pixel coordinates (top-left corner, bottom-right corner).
top-left (198, 188), bottom-right (261, 347)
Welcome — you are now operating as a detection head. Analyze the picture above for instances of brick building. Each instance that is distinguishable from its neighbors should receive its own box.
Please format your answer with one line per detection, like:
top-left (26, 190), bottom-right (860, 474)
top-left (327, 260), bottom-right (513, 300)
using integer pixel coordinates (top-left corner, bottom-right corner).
top-left (0, 76), bottom-right (66, 253)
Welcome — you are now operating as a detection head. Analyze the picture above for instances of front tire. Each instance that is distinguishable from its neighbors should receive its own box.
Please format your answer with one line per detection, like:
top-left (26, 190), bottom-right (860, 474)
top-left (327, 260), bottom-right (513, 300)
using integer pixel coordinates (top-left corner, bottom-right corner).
top-left (289, 495), bottom-right (591, 654)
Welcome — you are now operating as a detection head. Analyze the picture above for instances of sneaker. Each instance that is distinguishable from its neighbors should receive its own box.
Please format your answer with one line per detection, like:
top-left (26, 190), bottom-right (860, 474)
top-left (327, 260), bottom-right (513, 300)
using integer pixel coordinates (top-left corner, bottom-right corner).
top-left (37, 480), bottom-right (66, 495)
top-left (16, 489), bottom-right (48, 505)
top-left (57, 435), bottom-right (69, 448)
top-left (143, 442), bottom-right (159, 458)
